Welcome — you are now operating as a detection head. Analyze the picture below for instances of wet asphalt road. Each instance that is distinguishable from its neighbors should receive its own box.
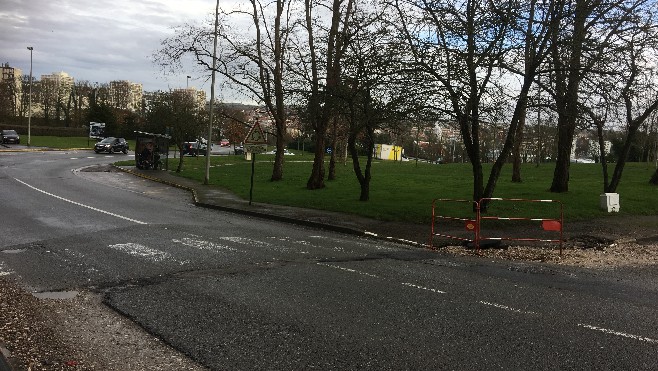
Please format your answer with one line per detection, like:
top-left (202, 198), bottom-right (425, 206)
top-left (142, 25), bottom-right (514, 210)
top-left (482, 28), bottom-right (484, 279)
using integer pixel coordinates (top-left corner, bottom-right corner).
top-left (1, 150), bottom-right (657, 370)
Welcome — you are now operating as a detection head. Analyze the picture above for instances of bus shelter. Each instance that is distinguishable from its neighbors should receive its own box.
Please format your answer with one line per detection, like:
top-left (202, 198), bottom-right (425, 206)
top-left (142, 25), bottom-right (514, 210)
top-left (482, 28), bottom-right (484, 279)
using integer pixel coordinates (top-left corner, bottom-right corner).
top-left (134, 131), bottom-right (171, 170)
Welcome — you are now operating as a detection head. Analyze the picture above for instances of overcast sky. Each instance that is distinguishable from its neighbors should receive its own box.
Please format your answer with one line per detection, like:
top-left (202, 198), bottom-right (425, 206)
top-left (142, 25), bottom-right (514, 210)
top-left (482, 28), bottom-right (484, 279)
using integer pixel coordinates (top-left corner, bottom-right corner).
top-left (0, 0), bottom-right (235, 97)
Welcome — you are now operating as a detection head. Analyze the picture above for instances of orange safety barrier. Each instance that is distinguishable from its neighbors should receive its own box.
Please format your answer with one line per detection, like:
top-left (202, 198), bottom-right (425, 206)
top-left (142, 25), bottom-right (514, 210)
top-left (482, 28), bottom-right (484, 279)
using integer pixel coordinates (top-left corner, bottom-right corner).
top-left (477, 197), bottom-right (564, 255)
top-left (429, 198), bottom-right (564, 255)
top-left (428, 198), bottom-right (479, 249)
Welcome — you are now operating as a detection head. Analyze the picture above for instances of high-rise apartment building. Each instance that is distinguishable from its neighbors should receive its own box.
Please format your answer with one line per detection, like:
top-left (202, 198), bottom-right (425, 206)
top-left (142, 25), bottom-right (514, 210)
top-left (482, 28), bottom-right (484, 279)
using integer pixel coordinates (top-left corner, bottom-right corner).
top-left (39, 71), bottom-right (74, 119)
top-left (109, 80), bottom-right (143, 112)
top-left (1, 63), bottom-right (23, 116)
top-left (173, 87), bottom-right (206, 110)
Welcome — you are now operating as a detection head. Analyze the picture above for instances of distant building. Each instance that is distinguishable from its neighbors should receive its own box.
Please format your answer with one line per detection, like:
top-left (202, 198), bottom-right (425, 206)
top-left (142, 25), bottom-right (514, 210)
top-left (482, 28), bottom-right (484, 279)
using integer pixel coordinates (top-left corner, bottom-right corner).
top-left (174, 87), bottom-right (206, 110)
top-left (39, 71), bottom-right (74, 119)
top-left (109, 80), bottom-right (143, 112)
top-left (1, 63), bottom-right (23, 116)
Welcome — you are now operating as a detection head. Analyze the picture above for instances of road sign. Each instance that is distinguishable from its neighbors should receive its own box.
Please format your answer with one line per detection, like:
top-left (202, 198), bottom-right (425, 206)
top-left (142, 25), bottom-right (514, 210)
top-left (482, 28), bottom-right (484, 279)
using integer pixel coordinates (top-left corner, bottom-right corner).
top-left (244, 144), bottom-right (267, 153)
top-left (244, 122), bottom-right (267, 144)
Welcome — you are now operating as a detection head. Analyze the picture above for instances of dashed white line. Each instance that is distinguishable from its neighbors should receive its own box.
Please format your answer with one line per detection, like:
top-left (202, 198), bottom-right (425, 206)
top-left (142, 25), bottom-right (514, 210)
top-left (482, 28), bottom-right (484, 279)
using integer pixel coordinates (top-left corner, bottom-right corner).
top-left (13, 178), bottom-right (147, 225)
top-left (402, 282), bottom-right (447, 294)
top-left (578, 324), bottom-right (658, 344)
top-left (317, 263), bottom-right (379, 278)
top-left (173, 238), bottom-right (239, 252)
top-left (479, 301), bottom-right (537, 315)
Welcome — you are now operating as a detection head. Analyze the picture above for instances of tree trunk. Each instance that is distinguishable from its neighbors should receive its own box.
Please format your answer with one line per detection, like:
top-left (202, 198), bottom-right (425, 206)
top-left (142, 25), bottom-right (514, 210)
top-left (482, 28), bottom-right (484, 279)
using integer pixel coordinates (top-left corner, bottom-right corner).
top-left (307, 134), bottom-right (326, 189)
top-left (271, 145), bottom-right (284, 181)
top-left (483, 82), bottom-right (534, 207)
top-left (511, 106), bottom-right (526, 183)
top-left (650, 168), bottom-right (658, 185)
top-left (348, 128), bottom-right (373, 201)
top-left (550, 0), bottom-right (592, 193)
top-left (550, 113), bottom-right (575, 192)
top-left (606, 125), bottom-right (640, 193)
top-left (328, 119), bottom-right (337, 180)
top-left (596, 120), bottom-right (609, 191)
top-left (271, 117), bottom-right (285, 181)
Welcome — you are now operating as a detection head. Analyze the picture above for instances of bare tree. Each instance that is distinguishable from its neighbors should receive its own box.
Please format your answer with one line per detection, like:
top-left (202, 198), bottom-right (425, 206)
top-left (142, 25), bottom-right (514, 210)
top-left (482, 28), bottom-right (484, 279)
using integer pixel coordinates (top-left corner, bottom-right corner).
top-left (607, 33), bottom-right (658, 192)
top-left (547, 0), bottom-right (653, 192)
top-left (392, 0), bottom-right (558, 204)
top-left (338, 3), bottom-right (422, 201)
top-left (145, 90), bottom-right (203, 172)
top-left (154, 0), bottom-right (294, 181)
top-left (71, 81), bottom-right (93, 128)
top-left (297, 0), bottom-right (356, 190)
top-left (564, 0), bottom-right (658, 192)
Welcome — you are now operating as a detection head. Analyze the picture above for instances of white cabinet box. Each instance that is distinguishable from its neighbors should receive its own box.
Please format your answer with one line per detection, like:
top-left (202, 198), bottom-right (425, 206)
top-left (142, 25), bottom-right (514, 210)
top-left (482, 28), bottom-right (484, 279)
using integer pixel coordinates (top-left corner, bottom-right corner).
top-left (600, 193), bottom-right (620, 212)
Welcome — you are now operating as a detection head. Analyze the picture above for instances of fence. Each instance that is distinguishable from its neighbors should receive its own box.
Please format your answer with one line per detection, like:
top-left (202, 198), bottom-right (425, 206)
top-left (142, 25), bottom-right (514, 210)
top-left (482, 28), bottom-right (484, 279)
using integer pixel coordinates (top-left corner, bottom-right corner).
top-left (429, 197), bottom-right (564, 255)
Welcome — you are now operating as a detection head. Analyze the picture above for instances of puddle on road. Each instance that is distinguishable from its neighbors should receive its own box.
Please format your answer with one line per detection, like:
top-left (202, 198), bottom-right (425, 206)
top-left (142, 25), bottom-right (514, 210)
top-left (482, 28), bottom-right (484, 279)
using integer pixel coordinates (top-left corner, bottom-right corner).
top-left (1, 249), bottom-right (27, 254)
top-left (32, 291), bottom-right (79, 300)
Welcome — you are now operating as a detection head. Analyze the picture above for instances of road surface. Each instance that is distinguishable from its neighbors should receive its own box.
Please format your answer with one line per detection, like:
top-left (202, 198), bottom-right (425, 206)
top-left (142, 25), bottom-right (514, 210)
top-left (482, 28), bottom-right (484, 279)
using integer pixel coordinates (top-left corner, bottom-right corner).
top-left (1, 150), bottom-right (657, 369)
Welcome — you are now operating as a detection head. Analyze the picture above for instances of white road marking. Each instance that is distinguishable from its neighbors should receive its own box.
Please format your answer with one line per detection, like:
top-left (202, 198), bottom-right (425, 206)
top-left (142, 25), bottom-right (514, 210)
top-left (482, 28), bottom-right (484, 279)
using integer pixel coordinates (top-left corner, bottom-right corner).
top-left (479, 301), bottom-right (537, 315)
top-left (308, 235), bottom-right (396, 251)
top-left (317, 263), bottom-right (379, 278)
top-left (173, 238), bottom-right (239, 252)
top-left (108, 243), bottom-right (186, 264)
top-left (13, 178), bottom-right (147, 225)
top-left (578, 324), bottom-right (658, 344)
top-left (218, 236), bottom-right (272, 248)
top-left (0, 262), bottom-right (13, 276)
top-left (401, 282), bottom-right (446, 294)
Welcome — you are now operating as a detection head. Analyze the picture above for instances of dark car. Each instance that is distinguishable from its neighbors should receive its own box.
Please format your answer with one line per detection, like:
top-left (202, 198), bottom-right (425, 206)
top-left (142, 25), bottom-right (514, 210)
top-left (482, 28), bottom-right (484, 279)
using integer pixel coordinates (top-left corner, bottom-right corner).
top-left (183, 141), bottom-right (207, 156)
top-left (94, 137), bottom-right (129, 154)
top-left (1, 130), bottom-right (20, 144)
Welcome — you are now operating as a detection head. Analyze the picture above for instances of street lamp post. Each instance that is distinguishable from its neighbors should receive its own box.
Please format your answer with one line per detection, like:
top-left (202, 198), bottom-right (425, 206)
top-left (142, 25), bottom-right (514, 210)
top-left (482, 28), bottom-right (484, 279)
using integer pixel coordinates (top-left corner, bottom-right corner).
top-left (205, 0), bottom-right (220, 185)
top-left (27, 46), bottom-right (33, 146)
top-left (186, 75), bottom-right (191, 89)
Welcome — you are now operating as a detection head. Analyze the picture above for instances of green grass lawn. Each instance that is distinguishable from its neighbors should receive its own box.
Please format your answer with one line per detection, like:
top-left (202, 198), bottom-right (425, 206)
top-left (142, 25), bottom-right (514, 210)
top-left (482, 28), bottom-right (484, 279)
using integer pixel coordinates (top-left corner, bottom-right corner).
top-left (155, 154), bottom-right (658, 223)
top-left (26, 136), bottom-right (658, 224)
top-left (28, 136), bottom-right (139, 151)
top-left (29, 136), bottom-right (97, 149)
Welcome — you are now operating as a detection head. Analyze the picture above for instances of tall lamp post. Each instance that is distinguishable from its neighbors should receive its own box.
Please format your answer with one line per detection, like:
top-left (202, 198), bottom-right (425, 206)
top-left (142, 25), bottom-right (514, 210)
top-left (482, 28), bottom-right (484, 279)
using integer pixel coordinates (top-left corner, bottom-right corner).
top-left (27, 46), bottom-right (33, 146)
top-left (205, 0), bottom-right (220, 185)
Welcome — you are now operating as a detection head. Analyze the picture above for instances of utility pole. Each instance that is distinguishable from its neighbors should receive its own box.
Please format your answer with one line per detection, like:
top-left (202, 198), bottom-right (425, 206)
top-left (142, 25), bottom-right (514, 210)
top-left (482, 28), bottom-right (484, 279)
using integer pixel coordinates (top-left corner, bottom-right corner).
top-left (205, 0), bottom-right (220, 185)
top-left (27, 46), bottom-right (33, 146)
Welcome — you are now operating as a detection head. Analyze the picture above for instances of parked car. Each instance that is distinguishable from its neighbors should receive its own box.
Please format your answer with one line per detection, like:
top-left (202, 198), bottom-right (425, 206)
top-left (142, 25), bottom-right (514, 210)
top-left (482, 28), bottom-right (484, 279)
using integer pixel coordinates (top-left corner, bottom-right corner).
top-left (220, 139), bottom-right (230, 147)
top-left (234, 145), bottom-right (244, 155)
top-left (1, 130), bottom-right (20, 144)
top-left (265, 148), bottom-right (295, 155)
top-left (94, 137), bottom-right (129, 154)
top-left (183, 141), bottom-right (207, 156)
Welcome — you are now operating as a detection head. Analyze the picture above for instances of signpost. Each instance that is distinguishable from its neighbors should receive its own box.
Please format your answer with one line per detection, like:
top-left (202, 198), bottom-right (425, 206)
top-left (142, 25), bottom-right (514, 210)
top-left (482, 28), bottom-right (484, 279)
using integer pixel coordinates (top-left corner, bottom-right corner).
top-left (244, 122), bottom-right (267, 205)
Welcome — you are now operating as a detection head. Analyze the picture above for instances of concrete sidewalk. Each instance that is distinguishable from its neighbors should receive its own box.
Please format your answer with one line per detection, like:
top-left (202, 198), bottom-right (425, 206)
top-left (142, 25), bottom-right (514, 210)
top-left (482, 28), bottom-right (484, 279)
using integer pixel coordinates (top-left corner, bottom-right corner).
top-left (117, 166), bottom-right (430, 248)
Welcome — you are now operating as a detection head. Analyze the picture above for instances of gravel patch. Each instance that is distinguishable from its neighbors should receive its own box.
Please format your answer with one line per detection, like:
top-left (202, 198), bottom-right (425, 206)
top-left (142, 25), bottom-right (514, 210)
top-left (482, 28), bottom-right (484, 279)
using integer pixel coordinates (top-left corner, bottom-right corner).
top-left (0, 281), bottom-right (206, 370)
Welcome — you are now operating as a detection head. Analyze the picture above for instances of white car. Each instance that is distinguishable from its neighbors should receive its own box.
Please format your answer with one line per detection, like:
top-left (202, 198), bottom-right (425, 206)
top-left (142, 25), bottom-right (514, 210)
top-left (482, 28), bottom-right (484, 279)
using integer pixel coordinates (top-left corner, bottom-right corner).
top-left (265, 149), bottom-right (295, 155)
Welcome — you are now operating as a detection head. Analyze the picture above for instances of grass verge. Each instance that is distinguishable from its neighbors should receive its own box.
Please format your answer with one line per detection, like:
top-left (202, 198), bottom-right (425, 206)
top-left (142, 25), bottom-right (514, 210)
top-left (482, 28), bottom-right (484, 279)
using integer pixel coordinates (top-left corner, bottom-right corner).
top-left (127, 154), bottom-right (658, 224)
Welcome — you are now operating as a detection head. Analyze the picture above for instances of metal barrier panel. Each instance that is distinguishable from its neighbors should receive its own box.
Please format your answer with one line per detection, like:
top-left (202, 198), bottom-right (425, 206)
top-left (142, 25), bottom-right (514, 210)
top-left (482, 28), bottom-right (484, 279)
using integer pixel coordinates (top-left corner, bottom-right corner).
top-left (429, 198), bottom-right (479, 249)
top-left (477, 198), bottom-right (563, 255)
